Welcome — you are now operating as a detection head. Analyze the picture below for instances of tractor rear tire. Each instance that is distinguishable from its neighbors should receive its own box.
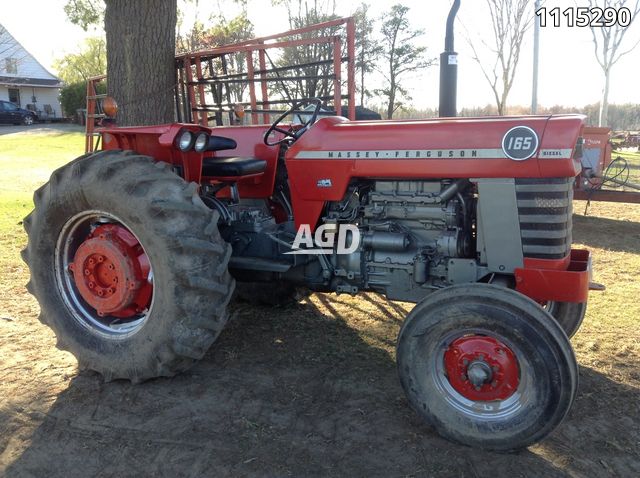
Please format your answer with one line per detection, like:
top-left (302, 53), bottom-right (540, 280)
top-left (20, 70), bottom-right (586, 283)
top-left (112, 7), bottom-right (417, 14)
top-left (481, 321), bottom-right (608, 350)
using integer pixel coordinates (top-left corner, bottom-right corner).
top-left (22, 150), bottom-right (234, 382)
top-left (546, 301), bottom-right (587, 338)
top-left (397, 284), bottom-right (578, 451)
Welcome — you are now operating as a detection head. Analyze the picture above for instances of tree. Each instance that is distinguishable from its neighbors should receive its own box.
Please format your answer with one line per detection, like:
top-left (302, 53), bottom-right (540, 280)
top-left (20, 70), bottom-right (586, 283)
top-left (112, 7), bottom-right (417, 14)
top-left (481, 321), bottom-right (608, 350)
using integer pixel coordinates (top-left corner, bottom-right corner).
top-left (377, 4), bottom-right (434, 119)
top-left (53, 37), bottom-right (107, 84)
top-left (588, 0), bottom-right (640, 126)
top-left (64, 0), bottom-right (177, 125)
top-left (353, 3), bottom-right (382, 107)
top-left (103, 0), bottom-right (177, 126)
top-left (64, 0), bottom-right (104, 31)
top-left (204, 14), bottom-right (255, 105)
top-left (59, 81), bottom-right (106, 117)
top-left (467, 0), bottom-right (534, 115)
top-left (272, 0), bottom-right (341, 103)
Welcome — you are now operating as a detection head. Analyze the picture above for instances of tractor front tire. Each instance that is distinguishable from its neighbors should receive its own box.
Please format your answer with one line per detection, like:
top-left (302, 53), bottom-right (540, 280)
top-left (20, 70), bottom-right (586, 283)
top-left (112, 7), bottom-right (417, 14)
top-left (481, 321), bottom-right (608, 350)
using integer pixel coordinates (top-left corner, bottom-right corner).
top-left (22, 150), bottom-right (234, 382)
top-left (397, 284), bottom-right (578, 451)
top-left (546, 301), bottom-right (587, 338)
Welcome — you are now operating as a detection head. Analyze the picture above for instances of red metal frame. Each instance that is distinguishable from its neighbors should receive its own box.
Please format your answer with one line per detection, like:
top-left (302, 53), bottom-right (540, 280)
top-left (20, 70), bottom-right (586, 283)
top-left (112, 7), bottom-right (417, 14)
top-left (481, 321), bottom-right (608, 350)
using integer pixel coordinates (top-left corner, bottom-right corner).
top-left (175, 17), bottom-right (357, 127)
top-left (85, 75), bottom-right (107, 153)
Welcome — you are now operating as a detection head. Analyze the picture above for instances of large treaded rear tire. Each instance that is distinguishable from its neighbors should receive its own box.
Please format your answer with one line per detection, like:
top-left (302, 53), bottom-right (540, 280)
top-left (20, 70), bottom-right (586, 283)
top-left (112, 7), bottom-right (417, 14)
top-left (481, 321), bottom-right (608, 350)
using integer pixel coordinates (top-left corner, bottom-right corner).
top-left (22, 150), bottom-right (234, 382)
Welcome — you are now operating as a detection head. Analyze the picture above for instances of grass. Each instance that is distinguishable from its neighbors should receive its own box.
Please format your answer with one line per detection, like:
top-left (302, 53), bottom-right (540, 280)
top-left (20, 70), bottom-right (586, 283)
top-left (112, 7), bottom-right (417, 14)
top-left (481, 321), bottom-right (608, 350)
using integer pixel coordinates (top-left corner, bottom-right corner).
top-left (0, 128), bottom-right (85, 300)
top-left (608, 149), bottom-right (640, 187)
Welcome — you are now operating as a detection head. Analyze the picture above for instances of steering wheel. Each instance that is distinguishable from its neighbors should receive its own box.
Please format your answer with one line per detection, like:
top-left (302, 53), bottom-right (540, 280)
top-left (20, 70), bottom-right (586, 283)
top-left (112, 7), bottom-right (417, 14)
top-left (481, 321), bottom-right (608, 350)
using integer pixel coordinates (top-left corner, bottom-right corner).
top-left (263, 98), bottom-right (323, 146)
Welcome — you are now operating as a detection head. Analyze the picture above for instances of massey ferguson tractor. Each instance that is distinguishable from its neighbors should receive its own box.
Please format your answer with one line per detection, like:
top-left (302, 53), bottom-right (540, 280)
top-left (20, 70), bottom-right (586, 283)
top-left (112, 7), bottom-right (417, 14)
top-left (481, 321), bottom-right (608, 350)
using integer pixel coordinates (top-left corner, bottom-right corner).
top-left (22, 2), bottom-right (597, 451)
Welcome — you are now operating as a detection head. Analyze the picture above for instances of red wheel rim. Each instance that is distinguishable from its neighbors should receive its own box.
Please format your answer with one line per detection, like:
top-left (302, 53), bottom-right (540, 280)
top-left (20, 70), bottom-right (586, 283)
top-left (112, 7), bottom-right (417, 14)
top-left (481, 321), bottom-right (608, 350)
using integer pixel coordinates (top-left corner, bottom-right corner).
top-left (443, 335), bottom-right (519, 401)
top-left (68, 224), bottom-right (152, 318)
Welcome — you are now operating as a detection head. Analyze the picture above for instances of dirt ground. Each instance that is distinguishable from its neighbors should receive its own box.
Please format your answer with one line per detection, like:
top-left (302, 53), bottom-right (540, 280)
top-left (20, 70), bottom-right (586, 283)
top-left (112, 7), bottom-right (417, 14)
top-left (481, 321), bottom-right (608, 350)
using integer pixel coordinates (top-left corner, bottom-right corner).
top-left (0, 134), bottom-right (639, 476)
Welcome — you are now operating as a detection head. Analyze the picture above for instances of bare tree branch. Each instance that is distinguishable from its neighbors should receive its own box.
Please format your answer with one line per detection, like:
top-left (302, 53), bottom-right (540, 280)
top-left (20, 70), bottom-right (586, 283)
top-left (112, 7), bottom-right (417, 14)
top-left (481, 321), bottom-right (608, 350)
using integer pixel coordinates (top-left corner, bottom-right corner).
top-left (587, 0), bottom-right (640, 125)
top-left (466, 0), bottom-right (534, 115)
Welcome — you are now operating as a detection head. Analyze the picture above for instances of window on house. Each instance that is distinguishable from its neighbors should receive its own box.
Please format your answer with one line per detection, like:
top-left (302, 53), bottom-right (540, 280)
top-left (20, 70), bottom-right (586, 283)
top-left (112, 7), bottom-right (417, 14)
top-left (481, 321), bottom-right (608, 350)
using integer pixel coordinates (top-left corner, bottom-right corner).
top-left (5, 58), bottom-right (18, 74)
top-left (8, 88), bottom-right (20, 106)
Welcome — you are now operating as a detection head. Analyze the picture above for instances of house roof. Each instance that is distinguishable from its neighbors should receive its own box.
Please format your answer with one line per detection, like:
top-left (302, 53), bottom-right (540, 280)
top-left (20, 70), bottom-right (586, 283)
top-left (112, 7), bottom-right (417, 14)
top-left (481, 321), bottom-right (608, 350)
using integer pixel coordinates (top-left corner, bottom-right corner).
top-left (0, 23), bottom-right (61, 83)
top-left (0, 76), bottom-right (61, 87)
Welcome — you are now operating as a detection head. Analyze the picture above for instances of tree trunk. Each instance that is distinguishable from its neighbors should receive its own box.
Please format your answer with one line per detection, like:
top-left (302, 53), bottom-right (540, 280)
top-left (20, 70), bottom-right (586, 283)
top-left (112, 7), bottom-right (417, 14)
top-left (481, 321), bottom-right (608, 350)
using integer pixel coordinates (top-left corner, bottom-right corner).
top-left (599, 68), bottom-right (611, 127)
top-left (387, 85), bottom-right (395, 120)
top-left (104, 0), bottom-right (177, 126)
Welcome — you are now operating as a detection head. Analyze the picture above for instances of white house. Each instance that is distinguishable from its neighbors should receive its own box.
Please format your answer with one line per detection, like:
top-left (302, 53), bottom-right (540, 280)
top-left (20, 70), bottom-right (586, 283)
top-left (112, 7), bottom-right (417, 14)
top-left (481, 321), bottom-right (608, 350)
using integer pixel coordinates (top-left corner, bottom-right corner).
top-left (0, 24), bottom-right (62, 119)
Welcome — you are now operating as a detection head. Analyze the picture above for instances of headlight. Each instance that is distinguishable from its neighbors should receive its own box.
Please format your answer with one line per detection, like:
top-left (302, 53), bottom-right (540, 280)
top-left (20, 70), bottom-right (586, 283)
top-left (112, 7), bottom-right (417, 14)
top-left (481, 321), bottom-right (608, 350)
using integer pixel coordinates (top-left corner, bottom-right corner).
top-left (177, 130), bottom-right (195, 152)
top-left (194, 132), bottom-right (209, 152)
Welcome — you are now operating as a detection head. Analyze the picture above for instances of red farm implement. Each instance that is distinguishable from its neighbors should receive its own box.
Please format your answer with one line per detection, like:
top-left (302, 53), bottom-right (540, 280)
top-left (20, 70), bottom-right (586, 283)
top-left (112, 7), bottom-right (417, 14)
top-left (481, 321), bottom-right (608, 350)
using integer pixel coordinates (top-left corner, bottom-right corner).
top-left (575, 126), bottom-right (640, 205)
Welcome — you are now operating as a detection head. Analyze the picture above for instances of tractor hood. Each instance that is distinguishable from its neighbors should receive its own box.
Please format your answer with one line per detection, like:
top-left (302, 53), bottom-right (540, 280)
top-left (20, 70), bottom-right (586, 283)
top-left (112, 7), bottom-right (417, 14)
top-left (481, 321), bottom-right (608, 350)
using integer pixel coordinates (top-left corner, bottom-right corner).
top-left (286, 114), bottom-right (586, 180)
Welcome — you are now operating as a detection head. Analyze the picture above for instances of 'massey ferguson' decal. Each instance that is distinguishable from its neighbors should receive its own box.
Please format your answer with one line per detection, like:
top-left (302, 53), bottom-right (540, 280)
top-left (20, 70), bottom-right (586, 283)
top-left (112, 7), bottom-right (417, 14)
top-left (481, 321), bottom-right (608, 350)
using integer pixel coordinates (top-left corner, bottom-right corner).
top-left (294, 148), bottom-right (572, 160)
top-left (295, 149), bottom-right (504, 159)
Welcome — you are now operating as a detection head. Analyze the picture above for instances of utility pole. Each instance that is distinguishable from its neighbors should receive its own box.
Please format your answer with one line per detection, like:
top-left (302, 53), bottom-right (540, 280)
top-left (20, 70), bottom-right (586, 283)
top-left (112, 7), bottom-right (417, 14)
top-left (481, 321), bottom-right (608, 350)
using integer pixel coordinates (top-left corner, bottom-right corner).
top-left (531, 0), bottom-right (540, 114)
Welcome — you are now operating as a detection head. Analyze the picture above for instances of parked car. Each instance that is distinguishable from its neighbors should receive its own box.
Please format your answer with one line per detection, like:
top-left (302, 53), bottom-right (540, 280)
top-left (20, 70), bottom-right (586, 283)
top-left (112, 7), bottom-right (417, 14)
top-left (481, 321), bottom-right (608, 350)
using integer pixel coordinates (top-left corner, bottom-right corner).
top-left (0, 100), bottom-right (38, 125)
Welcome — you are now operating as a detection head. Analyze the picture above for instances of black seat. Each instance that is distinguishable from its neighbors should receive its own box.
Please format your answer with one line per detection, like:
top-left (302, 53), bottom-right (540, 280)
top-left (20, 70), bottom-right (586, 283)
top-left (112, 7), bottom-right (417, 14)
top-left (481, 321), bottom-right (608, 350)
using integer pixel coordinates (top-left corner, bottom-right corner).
top-left (201, 157), bottom-right (267, 177)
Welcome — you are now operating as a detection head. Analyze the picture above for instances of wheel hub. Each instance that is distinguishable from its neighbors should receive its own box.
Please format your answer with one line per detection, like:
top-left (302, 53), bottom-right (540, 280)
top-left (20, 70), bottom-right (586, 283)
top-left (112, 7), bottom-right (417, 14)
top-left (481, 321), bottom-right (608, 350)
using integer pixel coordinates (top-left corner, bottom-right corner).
top-left (443, 336), bottom-right (519, 401)
top-left (68, 224), bottom-right (151, 318)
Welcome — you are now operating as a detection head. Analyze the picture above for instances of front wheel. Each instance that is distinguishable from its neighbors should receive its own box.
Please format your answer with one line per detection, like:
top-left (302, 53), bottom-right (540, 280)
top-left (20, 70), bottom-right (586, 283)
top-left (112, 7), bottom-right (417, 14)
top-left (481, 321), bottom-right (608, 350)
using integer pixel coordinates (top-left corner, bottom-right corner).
top-left (397, 284), bottom-right (578, 451)
top-left (23, 114), bottom-right (35, 125)
top-left (546, 301), bottom-right (587, 338)
top-left (22, 150), bottom-right (234, 382)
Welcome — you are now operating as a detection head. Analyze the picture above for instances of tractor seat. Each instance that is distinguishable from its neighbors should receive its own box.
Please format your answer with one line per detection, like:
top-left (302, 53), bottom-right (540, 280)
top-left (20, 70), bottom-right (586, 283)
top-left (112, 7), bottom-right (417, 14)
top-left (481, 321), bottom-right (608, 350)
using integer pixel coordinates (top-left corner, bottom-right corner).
top-left (201, 157), bottom-right (267, 177)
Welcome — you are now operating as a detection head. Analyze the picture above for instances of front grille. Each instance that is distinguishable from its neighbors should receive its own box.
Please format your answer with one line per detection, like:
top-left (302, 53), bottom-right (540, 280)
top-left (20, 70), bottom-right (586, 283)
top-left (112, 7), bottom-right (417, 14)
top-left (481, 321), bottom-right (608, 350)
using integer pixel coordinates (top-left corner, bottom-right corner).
top-left (515, 178), bottom-right (573, 259)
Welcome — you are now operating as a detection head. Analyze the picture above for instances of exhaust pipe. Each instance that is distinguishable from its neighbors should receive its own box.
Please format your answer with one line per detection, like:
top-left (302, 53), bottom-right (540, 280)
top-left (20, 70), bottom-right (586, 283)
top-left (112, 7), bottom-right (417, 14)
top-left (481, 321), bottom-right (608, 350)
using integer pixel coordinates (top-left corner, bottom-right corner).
top-left (439, 0), bottom-right (461, 118)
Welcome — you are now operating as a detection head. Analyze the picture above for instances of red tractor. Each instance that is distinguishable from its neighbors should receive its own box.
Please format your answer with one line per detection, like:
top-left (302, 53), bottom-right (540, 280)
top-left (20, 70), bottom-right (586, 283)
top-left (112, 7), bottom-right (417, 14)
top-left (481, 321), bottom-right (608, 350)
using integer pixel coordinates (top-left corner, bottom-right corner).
top-left (22, 4), bottom-right (596, 452)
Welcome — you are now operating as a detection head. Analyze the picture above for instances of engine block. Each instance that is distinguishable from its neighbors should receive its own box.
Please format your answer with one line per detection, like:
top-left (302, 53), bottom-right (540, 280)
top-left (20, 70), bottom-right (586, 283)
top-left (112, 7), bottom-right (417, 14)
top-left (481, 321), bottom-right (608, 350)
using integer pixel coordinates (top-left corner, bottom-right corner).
top-left (332, 180), bottom-right (474, 301)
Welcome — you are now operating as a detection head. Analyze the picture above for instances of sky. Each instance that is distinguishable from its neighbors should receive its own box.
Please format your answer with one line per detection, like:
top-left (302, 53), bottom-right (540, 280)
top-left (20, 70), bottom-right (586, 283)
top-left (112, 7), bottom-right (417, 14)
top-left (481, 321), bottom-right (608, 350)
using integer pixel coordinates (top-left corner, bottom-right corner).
top-left (2, 0), bottom-right (640, 110)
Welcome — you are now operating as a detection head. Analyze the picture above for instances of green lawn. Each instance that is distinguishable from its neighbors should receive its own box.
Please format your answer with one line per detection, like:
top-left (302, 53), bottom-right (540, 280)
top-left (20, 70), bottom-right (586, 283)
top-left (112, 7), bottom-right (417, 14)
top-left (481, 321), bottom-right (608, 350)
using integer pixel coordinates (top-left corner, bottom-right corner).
top-left (0, 129), bottom-right (85, 281)
top-left (613, 149), bottom-right (640, 186)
